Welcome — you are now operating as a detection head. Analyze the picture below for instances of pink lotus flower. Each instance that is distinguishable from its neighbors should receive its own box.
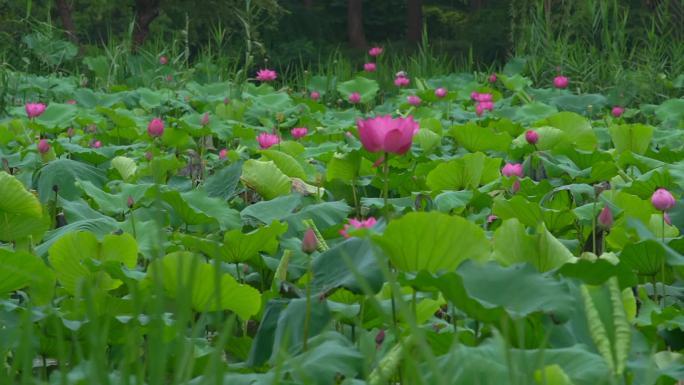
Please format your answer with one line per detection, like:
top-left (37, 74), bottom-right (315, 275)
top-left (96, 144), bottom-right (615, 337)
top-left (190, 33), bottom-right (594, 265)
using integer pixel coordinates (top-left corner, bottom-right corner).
top-left (475, 103), bottom-right (485, 116)
top-left (310, 91), bottom-right (321, 101)
top-left (340, 217), bottom-right (378, 238)
top-left (525, 130), bottom-right (539, 145)
top-left (435, 88), bottom-right (447, 98)
top-left (611, 106), bottom-right (624, 118)
top-left (349, 92), bottom-right (361, 104)
top-left (652, 188), bottom-right (676, 211)
top-left (470, 91), bottom-right (479, 100)
top-left (147, 118), bottom-right (165, 137)
top-left (480, 101), bottom-right (494, 111)
top-left (553, 76), bottom-right (569, 89)
top-left (201, 112), bottom-right (210, 126)
top-left (37, 139), bottom-right (50, 154)
top-left (512, 180), bottom-right (521, 193)
top-left (473, 93), bottom-right (493, 102)
top-left (394, 76), bottom-right (410, 87)
top-left (159, 55), bottom-right (168, 65)
top-left (25, 102), bottom-right (46, 118)
top-left (357, 115), bottom-right (419, 155)
top-left (301, 228), bottom-right (318, 254)
top-left (91, 140), bottom-right (102, 149)
top-left (66, 99), bottom-right (77, 105)
top-left (368, 47), bottom-right (383, 57)
top-left (257, 132), bottom-right (280, 149)
top-left (219, 148), bottom-right (228, 159)
top-left (291, 127), bottom-right (308, 139)
top-left (407, 95), bottom-right (421, 106)
top-left (488, 73), bottom-right (498, 83)
top-left (487, 215), bottom-right (499, 224)
top-left (256, 69), bottom-right (277, 82)
top-left (502, 163), bottom-right (524, 178)
top-left (598, 206), bottom-right (613, 228)
top-left (364, 62), bottom-right (377, 72)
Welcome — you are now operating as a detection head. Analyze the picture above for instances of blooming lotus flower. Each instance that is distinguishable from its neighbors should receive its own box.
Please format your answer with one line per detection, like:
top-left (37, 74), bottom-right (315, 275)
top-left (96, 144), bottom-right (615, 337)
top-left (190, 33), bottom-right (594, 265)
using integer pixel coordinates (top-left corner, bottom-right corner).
top-left (474, 93), bottom-right (493, 102)
top-left (364, 62), bottom-right (377, 72)
top-left (479, 101), bottom-right (494, 111)
top-left (257, 132), bottom-right (280, 149)
top-left (357, 115), bottom-right (419, 155)
top-left (340, 217), bottom-right (378, 238)
top-left (652, 188), bottom-right (676, 211)
top-left (159, 55), bottom-right (168, 65)
top-left (611, 106), bottom-right (624, 118)
top-left (201, 112), bottom-right (210, 126)
top-left (368, 47), bottom-right (383, 57)
top-left (219, 148), bottom-right (228, 159)
top-left (25, 102), bottom-right (46, 118)
top-left (147, 118), bottom-right (165, 137)
top-left (37, 139), bottom-right (50, 154)
top-left (301, 228), bottom-right (318, 254)
top-left (502, 163), bottom-right (524, 178)
top-left (553, 76), bottom-right (569, 89)
top-left (291, 127), bottom-right (308, 139)
top-left (488, 73), bottom-right (498, 83)
top-left (394, 76), bottom-right (410, 87)
top-left (435, 88), bottom-right (447, 98)
top-left (475, 103), bottom-right (485, 116)
top-left (349, 92), bottom-right (361, 104)
top-left (256, 69), bottom-right (277, 82)
top-left (598, 206), bottom-right (613, 228)
top-left (310, 91), bottom-right (321, 101)
top-left (407, 95), bottom-right (421, 106)
top-left (525, 130), bottom-right (539, 145)
top-left (91, 140), bottom-right (102, 149)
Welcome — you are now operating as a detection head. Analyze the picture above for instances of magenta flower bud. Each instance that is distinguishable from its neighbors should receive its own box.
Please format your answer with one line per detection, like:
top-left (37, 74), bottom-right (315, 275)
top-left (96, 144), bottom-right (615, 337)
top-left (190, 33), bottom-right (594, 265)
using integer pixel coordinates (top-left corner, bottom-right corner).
top-left (488, 73), bottom-right (498, 83)
top-left (301, 228), bottom-right (318, 254)
top-left (480, 101), bottom-right (494, 111)
top-left (407, 95), bottom-right (421, 106)
top-left (475, 103), bottom-right (485, 116)
top-left (159, 55), bottom-right (168, 65)
top-left (201, 112), bottom-right (210, 126)
top-left (291, 127), bottom-right (308, 139)
top-left (127, 196), bottom-right (135, 208)
top-left (512, 179), bottom-right (521, 193)
top-left (368, 47), bottom-right (383, 57)
top-left (598, 206), bottom-right (613, 228)
top-left (147, 118), bottom-right (165, 137)
top-left (92, 140), bottom-right (102, 149)
top-left (487, 215), bottom-right (498, 224)
top-left (470, 92), bottom-right (479, 101)
top-left (348, 92), bottom-right (361, 104)
top-left (257, 133), bottom-right (280, 149)
top-left (145, 151), bottom-right (153, 160)
top-left (363, 62), bottom-right (377, 72)
top-left (310, 91), bottom-right (320, 101)
top-left (256, 69), bottom-right (277, 82)
top-left (375, 329), bottom-right (385, 346)
top-left (25, 102), bottom-right (47, 118)
top-left (553, 76), bottom-right (569, 89)
top-left (652, 188), bottom-right (676, 211)
top-left (37, 139), bottom-right (50, 154)
top-left (66, 127), bottom-right (75, 137)
top-left (435, 88), bottom-right (447, 98)
top-left (502, 163), bottom-right (524, 178)
top-left (223, 97), bottom-right (230, 105)
top-left (525, 130), bottom-right (539, 145)
top-left (219, 148), bottom-right (228, 159)
top-left (611, 106), bottom-right (624, 118)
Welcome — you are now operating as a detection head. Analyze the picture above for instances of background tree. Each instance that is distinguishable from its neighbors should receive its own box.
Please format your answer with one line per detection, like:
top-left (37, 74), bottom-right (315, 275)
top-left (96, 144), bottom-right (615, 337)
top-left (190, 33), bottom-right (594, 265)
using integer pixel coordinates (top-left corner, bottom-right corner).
top-left (347, 0), bottom-right (366, 48)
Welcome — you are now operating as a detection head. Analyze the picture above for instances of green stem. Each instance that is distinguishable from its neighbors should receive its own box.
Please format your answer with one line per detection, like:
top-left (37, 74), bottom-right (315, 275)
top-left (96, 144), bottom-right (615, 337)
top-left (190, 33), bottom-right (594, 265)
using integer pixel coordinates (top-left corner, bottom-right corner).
top-left (661, 214), bottom-right (666, 307)
top-left (130, 208), bottom-right (137, 239)
top-left (303, 254), bottom-right (313, 352)
top-left (592, 200), bottom-right (597, 255)
top-left (383, 152), bottom-right (390, 221)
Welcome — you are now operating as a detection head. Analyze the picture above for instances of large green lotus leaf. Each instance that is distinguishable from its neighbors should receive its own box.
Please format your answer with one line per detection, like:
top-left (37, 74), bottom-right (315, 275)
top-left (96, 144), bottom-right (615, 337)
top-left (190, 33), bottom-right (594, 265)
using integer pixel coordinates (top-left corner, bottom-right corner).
top-left (655, 98), bottom-right (684, 125)
top-left (182, 190), bottom-right (241, 230)
top-left (608, 124), bottom-right (653, 155)
top-left (0, 248), bottom-right (55, 304)
top-left (426, 152), bottom-right (501, 193)
top-left (241, 159), bottom-right (292, 200)
top-left (414, 128), bottom-right (441, 152)
top-left (312, 237), bottom-right (383, 295)
top-left (147, 252), bottom-right (260, 318)
top-left (204, 162), bottom-right (242, 200)
top-left (250, 92), bottom-right (294, 111)
top-left (77, 180), bottom-right (150, 216)
top-left (501, 74), bottom-right (532, 91)
top-left (557, 258), bottom-right (638, 290)
top-left (603, 191), bottom-right (652, 224)
top-left (514, 102), bottom-right (558, 123)
top-left (48, 231), bottom-right (138, 295)
top-left (240, 194), bottom-right (302, 225)
top-left (271, 298), bottom-right (332, 358)
top-left (36, 158), bottom-right (107, 203)
top-left (260, 149), bottom-right (307, 179)
top-left (326, 151), bottom-right (361, 183)
top-left (493, 195), bottom-right (544, 227)
top-left (374, 211), bottom-right (490, 273)
top-left (433, 190), bottom-right (473, 213)
top-left (492, 218), bottom-right (576, 272)
top-left (283, 200), bottom-right (352, 234)
top-left (534, 364), bottom-right (575, 385)
top-left (619, 240), bottom-right (665, 276)
top-left (34, 103), bottom-right (77, 128)
top-left (284, 331), bottom-right (363, 385)
top-left (223, 221), bottom-right (288, 263)
top-left (336, 77), bottom-right (379, 103)
top-left (550, 93), bottom-right (607, 115)
top-left (156, 189), bottom-right (215, 226)
top-left (541, 111), bottom-right (597, 150)
top-left (111, 156), bottom-right (138, 182)
top-left (450, 122), bottom-right (512, 152)
top-left (0, 171), bottom-right (48, 241)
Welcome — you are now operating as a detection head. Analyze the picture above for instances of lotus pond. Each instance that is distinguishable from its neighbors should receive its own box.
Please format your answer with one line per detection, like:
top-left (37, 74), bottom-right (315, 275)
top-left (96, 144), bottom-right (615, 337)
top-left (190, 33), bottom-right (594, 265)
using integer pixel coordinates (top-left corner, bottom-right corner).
top-left (1, 66), bottom-right (684, 385)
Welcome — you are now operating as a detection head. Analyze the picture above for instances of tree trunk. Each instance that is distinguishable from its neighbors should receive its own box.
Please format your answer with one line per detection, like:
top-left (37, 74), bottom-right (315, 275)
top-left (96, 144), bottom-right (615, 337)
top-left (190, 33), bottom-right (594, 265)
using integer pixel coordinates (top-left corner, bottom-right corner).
top-left (406, 0), bottom-right (423, 44)
top-left (133, 0), bottom-right (161, 50)
top-left (347, 0), bottom-right (366, 49)
top-left (55, 0), bottom-right (79, 46)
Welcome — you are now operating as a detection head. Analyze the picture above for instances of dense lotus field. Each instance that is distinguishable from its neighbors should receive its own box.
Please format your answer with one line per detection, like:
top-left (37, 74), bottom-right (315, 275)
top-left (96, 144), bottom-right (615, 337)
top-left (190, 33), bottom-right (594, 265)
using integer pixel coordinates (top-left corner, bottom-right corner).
top-left (1, 55), bottom-right (684, 385)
